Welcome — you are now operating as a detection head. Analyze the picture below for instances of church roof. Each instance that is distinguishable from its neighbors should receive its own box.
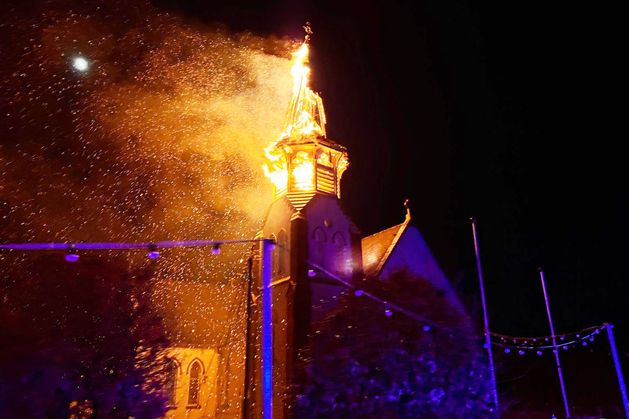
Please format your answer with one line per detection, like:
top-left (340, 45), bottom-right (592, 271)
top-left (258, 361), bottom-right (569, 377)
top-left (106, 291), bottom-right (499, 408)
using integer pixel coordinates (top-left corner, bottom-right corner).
top-left (361, 218), bottom-right (410, 277)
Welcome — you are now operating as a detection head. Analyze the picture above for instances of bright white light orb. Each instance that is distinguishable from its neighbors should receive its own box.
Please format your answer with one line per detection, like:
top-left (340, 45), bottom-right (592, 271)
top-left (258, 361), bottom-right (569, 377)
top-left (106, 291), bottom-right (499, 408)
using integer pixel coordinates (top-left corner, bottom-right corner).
top-left (72, 56), bottom-right (89, 72)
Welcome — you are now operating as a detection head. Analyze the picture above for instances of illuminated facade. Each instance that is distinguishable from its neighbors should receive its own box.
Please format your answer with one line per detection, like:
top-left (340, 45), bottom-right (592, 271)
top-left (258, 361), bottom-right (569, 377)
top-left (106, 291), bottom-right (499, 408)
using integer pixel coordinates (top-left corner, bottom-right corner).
top-left (164, 348), bottom-right (221, 419)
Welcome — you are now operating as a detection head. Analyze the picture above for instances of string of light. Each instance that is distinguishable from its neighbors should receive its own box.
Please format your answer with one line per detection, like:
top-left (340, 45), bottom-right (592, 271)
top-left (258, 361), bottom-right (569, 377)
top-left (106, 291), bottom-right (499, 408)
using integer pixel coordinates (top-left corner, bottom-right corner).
top-left (491, 325), bottom-right (603, 348)
top-left (0, 239), bottom-right (266, 261)
top-left (491, 325), bottom-right (605, 355)
top-left (0, 242), bottom-right (613, 354)
top-left (307, 261), bottom-right (607, 356)
top-left (308, 261), bottom-right (481, 341)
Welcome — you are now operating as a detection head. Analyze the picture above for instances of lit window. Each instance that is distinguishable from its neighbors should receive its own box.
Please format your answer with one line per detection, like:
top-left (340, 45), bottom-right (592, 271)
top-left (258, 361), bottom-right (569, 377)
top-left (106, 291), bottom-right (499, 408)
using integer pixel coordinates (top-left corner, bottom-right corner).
top-left (165, 359), bottom-right (178, 406)
top-left (188, 361), bottom-right (202, 407)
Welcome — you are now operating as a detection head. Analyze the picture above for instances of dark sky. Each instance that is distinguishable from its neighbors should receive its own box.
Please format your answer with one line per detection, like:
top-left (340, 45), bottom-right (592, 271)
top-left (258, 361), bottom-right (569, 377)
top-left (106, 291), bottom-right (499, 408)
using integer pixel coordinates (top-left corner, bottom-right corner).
top-left (155, 0), bottom-right (628, 414)
top-left (2, 0), bottom-right (626, 414)
top-left (152, 1), bottom-right (628, 338)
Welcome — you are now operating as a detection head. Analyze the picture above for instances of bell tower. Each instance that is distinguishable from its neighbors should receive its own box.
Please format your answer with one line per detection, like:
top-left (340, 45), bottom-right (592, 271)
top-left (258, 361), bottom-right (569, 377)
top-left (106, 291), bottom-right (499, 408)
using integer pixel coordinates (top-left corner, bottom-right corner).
top-left (263, 30), bottom-right (349, 211)
top-left (246, 27), bottom-right (361, 418)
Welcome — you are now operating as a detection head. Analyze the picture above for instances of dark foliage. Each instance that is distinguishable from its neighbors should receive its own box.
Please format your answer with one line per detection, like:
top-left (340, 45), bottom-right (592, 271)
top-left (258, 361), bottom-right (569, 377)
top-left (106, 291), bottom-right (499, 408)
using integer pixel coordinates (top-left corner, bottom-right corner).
top-left (296, 270), bottom-right (494, 418)
top-left (0, 254), bottom-right (169, 419)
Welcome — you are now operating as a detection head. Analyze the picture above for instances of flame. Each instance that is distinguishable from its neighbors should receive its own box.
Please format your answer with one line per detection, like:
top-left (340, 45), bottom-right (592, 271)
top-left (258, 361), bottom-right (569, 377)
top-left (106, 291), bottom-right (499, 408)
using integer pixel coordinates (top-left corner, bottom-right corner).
top-left (291, 151), bottom-right (314, 191)
top-left (282, 43), bottom-right (326, 139)
top-left (262, 152), bottom-right (288, 193)
top-left (264, 38), bottom-right (325, 194)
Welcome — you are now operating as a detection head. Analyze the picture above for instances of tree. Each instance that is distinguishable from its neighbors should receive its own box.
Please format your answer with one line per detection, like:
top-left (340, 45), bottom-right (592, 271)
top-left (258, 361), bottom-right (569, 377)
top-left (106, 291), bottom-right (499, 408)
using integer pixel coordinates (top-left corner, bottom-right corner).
top-left (296, 270), bottom-right (494, 418)
top-left (0, 254), bottom-right (169, 419)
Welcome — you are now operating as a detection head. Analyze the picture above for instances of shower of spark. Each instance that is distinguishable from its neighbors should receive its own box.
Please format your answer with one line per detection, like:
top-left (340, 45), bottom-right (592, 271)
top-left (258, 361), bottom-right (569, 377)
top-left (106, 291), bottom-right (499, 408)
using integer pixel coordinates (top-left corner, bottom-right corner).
top-left (0, 1), bottom-right (299, 410)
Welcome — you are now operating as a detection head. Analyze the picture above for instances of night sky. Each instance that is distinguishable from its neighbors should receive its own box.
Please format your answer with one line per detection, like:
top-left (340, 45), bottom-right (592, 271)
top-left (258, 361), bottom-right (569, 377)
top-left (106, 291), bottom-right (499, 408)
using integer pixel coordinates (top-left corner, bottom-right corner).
top-left (154, 0), bottom-right (628, 413)
top-left (152, 2), bottom-right (628, 340)
top-left (2, 0), bottom-right (627, 415)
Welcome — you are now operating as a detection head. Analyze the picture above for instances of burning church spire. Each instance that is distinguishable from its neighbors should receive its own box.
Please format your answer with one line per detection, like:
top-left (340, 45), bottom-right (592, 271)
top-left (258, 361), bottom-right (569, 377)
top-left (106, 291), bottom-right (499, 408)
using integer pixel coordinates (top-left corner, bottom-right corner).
top-left (248, 24), bottom-right (480, 419)
top-left (282, 24), bottom-right (326, 139)
top-left (263, 25), bottom-right (348, 208)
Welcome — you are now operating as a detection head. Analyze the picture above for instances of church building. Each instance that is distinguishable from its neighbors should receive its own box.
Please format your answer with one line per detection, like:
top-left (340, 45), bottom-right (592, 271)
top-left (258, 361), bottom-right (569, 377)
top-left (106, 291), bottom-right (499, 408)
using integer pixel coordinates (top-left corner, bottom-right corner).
top-left (162, 33), bottom-right (466, 419)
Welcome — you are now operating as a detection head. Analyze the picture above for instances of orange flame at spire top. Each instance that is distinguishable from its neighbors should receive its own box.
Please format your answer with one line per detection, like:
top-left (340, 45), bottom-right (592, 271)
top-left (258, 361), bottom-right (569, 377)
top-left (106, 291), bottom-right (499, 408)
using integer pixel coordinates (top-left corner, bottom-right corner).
top-left (282, 41), bottom-right (326, 139)
top-left (263, 27), bottom-right (327, 194)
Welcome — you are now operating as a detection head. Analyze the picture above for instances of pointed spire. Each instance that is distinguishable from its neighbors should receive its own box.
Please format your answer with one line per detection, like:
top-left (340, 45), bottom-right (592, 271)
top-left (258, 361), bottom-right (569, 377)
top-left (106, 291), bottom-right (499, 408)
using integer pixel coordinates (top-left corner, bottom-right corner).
top-left (303, 21), bottom-right (312, 44)
top-left (282, 24), bottom-right (326, 139)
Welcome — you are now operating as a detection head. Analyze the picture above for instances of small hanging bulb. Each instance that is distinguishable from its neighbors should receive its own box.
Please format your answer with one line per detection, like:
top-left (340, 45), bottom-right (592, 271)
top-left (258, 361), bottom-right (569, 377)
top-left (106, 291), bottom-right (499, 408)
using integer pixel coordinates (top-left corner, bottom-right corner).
top-left (384, 309), bottom-right (392, 317)
top-left (307, 269), bottom-right (316, 278)
top-left (354, 289), bottom-right (364, 297)
top-left (423, 325), bottom-right (431, 332)
top-left (518, 350), bottom-right (525, 356)
top-left (211, 244), bottom-right (221, 255)
top-left (65, 245), bottom-right (79, 262)
top-left (504, 348), bottom-right (511, 354)
top-left (536, 350), bottom-right (543, 356)
top-left (147, 243), bottom-right (159, 259)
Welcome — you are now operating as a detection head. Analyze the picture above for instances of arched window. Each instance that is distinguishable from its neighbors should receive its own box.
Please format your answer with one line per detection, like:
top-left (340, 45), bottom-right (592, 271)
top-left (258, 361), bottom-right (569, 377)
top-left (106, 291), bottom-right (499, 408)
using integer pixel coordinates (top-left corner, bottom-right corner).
top-left (312, 226), bottom-right (327, 243)
top-left (277, 229), bottom-right (288, 276)
top-left (312, 226), bottom-right (327, 262)
top-left (188, 360), bottom-right (202, 407)
top-left (165, 359), bottom-right (178, 406)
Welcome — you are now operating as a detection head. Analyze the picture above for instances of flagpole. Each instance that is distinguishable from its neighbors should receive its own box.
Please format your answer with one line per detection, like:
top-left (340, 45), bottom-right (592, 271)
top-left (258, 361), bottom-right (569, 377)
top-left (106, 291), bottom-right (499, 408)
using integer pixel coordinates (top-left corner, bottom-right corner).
top-left (605, 323), bottom-right (629, 418)
top-left (470, 218), bottom-right (500, 416)
top-left (538, 269), bottom-right (570, 418)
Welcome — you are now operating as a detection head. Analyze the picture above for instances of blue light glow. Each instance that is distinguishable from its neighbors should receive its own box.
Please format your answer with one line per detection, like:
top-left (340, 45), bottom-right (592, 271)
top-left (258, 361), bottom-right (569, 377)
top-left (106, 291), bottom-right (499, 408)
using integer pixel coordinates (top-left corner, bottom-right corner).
top-left (261, 240), bottom-right (273, 419)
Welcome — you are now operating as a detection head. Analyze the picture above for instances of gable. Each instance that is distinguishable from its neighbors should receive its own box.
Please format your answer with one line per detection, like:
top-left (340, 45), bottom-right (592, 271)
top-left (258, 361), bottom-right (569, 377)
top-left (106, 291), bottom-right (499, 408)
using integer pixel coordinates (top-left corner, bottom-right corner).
top-left (361, 223), bottom-right (406, 277)
top-left (379, 224), bottom-right (465, 314)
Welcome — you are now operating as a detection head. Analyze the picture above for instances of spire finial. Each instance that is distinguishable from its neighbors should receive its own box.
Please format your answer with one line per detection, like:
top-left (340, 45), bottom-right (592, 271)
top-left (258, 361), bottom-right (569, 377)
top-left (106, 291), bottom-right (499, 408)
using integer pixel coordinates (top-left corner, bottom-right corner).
top-left (404, 199), bottom-right (412, 222)
top-left (303, 22), bottom-right (312, 44)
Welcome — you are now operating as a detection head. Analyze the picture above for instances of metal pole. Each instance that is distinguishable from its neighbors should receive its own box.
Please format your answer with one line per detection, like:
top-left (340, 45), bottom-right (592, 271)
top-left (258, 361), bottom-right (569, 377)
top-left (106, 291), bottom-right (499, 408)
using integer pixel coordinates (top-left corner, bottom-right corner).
top-left (539, 269), bottom-right (570, 418)
top-left (470, 218), bottom-right (500, 416)
top-left (242, 256), bottom-right (254, 419)
top-left (261, 239), bottom-right (274, 419)
top-left (605, 323), bottom-right (629, 418)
